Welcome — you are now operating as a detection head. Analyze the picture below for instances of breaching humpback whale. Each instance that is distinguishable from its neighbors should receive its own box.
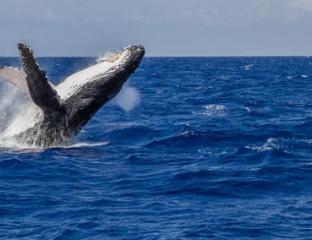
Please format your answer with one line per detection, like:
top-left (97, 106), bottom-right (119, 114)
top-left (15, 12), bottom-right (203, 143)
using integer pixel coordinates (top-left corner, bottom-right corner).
top-left (0, 43), bottom-right (145, 147)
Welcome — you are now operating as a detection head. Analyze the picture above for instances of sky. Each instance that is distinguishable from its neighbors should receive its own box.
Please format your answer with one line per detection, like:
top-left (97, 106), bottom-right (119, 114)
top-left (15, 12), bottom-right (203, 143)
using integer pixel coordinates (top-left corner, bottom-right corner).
top-left (0, 0), bottom-right (312, 56)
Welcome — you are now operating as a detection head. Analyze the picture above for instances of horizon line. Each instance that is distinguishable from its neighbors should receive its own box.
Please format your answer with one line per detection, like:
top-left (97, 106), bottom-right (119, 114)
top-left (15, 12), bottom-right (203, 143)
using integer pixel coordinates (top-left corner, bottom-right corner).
top-left (0, 55), bottom-right (312, 58)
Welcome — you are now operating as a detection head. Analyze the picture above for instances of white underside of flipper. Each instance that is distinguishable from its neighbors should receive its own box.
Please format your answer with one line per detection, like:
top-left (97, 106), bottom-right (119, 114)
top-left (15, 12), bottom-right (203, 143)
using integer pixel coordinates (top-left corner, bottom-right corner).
top-left (0, 67), bottom-right (28, 92)
top-left (0, 67), bottom-right (55, 94)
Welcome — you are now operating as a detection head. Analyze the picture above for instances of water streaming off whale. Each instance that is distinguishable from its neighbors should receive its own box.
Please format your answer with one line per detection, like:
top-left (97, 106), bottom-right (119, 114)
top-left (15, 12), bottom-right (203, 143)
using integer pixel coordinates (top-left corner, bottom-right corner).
top-left (0, 81), bottom-right (36, 147)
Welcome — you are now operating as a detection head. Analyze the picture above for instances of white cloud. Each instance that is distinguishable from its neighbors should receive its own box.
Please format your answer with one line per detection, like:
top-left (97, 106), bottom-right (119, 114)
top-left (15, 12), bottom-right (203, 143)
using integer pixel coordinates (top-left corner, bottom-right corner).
top-left (289, 0), bottom-right (312, 11)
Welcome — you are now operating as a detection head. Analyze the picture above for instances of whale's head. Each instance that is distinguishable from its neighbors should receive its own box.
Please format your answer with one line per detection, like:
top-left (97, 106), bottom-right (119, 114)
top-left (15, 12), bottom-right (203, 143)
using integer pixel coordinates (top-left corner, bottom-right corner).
top-left (59, 45), bottom-right (145, 133)
top-left (93, 45), bottom-right (145, 81)
top-left (107, 45), bottom-right (145, 72)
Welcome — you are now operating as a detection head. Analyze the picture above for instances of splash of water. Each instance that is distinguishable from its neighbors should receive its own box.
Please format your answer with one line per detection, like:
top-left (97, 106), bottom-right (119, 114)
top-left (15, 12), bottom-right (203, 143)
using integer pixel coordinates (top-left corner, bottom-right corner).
top-left (0, 82), bottom-right (34, 147)
top-left (96, 51), bottom-right (120, 63)
top-left (113, 85), bottom-right (140, 112)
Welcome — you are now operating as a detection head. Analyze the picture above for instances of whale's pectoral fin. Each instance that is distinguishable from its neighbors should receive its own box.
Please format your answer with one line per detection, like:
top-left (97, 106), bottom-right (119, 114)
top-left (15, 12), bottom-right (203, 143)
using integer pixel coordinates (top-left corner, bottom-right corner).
top-left (0, 67), bottom-right (29, 92)
top-left (0, 66), bottom-right (55, 93)
top-left (17, 43), bottom-right (64, 115)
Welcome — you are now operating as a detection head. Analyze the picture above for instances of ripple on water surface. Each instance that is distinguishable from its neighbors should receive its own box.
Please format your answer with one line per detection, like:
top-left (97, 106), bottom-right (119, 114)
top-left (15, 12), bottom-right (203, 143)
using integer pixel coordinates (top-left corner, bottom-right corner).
top-left (1, 57), bottom-right (312, 239)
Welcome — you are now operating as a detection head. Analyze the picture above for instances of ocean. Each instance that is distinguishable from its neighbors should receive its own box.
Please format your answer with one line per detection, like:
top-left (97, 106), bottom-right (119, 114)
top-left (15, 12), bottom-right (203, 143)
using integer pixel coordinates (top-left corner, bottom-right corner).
top-left (1, 56), bottom-right (312, 239)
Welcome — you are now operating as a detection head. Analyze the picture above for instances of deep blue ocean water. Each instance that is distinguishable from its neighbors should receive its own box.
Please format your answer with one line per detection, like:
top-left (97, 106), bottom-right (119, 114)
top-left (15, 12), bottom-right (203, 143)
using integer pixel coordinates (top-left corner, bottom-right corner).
top-left (1, 57), bottom-right (312, 239)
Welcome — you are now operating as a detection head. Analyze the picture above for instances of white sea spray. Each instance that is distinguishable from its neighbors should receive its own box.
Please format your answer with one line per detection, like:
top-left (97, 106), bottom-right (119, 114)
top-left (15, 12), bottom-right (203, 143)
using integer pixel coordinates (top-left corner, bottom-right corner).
top-left (113, 85), bottom-right (141, 112)
top-left (0, 82), bottom-right (35, 147)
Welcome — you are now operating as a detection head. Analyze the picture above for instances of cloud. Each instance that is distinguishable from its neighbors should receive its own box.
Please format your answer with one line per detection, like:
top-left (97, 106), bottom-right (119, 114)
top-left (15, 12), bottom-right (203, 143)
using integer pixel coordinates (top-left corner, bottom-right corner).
top-left (288, 0), bottom-right (312, 11)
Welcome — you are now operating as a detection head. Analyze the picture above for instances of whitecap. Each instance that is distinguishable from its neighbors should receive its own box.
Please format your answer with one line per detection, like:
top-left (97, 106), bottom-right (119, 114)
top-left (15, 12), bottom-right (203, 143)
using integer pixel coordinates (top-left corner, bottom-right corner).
top-left (245, 138), bottom-right (280, 152)
top-left (58, 141), bottom-right (109, 149)
top-left (200, 104), bottom-right (226, 117)
top-left (244, 64), bottom-right (254, 71)
top-left (244, 107), bottom-right (251, 112)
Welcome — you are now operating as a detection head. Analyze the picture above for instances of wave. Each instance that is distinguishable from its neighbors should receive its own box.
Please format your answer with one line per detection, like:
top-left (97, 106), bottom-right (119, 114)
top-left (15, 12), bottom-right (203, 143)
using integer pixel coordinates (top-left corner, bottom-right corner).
top-left (0, 140), bottom-right (109, 153)
top-left (244, 64), bottom-right (254, 71)
top-left (146, 127), bottom-right (265, 149)
top-left (55, 141), bottom-right (109, 149)
top-left (200, 104), bottom-right (226, 117)
top-left (245, 137), bottom-right (312, 156)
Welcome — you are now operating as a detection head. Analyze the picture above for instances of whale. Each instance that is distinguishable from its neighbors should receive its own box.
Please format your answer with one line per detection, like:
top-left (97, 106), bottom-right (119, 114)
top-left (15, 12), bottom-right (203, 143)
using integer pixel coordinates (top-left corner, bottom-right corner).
top-left (0, 43), bottom-right (145, 148)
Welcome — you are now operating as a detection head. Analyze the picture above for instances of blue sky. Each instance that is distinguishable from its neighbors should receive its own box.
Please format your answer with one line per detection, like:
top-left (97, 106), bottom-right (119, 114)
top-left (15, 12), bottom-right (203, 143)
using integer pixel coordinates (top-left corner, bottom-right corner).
top-left (1, 0), bottom-right (312, 56)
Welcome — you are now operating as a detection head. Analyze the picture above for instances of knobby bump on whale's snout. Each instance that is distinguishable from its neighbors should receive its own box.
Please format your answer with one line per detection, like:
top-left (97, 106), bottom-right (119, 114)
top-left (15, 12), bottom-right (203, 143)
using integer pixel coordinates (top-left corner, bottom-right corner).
top-left (124, 45), bottom-right (145, 67)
